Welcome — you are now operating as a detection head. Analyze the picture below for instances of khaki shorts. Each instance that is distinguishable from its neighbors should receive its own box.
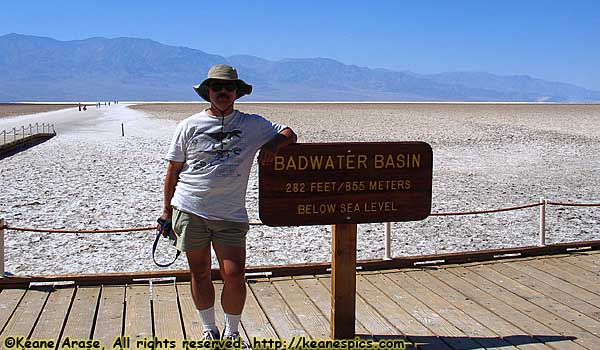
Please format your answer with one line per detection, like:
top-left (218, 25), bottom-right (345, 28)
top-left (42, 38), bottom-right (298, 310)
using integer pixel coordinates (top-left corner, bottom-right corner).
top-left (172, 208), bottom-right (249, 251)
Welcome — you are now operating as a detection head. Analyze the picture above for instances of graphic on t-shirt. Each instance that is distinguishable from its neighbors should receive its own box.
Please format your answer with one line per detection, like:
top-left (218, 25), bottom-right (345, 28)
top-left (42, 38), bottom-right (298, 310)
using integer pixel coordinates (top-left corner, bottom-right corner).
top-left (205, 130), bottom-right (242, 145)
top-left (188, 129), bottom-right (244, 175)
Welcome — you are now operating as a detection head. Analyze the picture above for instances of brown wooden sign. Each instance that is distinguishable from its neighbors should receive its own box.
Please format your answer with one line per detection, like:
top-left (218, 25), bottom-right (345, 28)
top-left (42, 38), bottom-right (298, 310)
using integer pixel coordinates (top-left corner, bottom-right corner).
top-left (259, 142), bottom-right (433, 226)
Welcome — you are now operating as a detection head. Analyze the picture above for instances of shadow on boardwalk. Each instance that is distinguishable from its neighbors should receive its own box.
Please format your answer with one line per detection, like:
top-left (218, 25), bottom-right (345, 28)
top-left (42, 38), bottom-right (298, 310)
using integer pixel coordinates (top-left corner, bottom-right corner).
top-left (0, 133), bottom-right (55, 160)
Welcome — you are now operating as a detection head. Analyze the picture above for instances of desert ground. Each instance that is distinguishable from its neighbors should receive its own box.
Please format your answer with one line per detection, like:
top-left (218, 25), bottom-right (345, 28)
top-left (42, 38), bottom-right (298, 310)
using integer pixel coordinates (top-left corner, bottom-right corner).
top-left (0, 103), bottom-right (79, 119)
top-left (1, 102), bottom-right (598, 276)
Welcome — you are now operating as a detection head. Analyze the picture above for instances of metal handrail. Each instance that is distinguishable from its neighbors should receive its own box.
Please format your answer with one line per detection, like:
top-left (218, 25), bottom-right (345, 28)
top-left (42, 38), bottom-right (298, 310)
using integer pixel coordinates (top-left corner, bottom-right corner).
top-left (0, 123), bottom-right (55, 146)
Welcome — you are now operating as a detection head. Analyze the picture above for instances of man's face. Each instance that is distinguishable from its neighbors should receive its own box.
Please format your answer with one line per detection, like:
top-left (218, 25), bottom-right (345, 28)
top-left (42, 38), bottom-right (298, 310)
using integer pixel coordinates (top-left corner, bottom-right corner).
top-left (208, 80), bottom-right (237, 106)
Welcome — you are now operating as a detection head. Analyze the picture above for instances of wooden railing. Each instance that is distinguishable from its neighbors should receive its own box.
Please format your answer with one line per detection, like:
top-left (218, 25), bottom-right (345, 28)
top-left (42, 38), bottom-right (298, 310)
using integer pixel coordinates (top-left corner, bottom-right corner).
top-left (1, 123), bottom-right (55, 146)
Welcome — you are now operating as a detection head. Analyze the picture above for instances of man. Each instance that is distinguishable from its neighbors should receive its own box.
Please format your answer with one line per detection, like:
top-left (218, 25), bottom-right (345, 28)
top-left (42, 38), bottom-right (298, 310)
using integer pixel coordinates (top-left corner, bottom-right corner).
top-left (159, 64), bottom-right (296, 344)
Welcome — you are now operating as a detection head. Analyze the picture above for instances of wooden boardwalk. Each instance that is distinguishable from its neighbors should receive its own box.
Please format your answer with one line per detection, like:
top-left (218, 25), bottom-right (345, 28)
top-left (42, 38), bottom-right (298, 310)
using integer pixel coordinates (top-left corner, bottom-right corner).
top-left (1, 250), bottom-right (599, 350)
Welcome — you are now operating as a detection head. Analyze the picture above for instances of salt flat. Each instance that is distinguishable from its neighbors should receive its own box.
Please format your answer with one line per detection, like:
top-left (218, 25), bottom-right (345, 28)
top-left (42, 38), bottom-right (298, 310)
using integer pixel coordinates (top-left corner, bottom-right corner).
top-left (1, 103), bottom-right (599, 276)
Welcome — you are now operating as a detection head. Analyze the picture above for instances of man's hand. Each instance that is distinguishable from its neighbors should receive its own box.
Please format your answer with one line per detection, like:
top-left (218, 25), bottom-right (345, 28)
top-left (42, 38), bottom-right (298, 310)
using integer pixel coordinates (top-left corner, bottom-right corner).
top-left (157, 216), bottom-right (173, 238)
top-left (258, 142), bottom-right (279, 165)
top-left (258, 128), bottom-right (297, 165)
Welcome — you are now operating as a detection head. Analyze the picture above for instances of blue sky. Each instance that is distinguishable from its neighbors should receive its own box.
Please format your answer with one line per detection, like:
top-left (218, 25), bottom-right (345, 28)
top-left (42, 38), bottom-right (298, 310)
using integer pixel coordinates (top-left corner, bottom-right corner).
top-left (2, 0), bottom-right (599, 90)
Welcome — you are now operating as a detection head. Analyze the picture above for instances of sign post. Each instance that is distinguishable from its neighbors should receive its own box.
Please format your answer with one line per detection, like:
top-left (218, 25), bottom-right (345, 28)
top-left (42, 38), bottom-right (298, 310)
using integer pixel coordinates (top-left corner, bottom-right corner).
top-left (331, 223), bottom-right (357, 339)
top-left (259, 142), bottom-right (433, 339)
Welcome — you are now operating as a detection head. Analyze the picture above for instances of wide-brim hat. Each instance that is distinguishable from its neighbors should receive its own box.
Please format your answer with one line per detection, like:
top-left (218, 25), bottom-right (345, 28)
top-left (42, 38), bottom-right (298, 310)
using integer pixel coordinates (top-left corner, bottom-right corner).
top-left (193, 64), bottom-right (252, 102)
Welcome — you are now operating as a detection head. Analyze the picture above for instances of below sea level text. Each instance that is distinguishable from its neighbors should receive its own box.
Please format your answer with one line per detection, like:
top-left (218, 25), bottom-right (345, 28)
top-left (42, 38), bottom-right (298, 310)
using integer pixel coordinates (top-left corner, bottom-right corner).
top-left (298, 201), bottom-right (399, 215)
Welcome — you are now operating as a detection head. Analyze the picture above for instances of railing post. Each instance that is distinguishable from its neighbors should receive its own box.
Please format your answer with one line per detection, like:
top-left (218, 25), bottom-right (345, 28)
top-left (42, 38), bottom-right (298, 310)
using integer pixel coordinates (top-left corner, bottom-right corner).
top-left (36, 122), bottom-right (39, 133)
top-left (539, 197), bottom-right (546, 246)
top-left (21, 126), bottom-right (24, 139)
top-left (384, 222), bottom-right (392, 260)
top-left (1, 218), bottom-right (5, 278)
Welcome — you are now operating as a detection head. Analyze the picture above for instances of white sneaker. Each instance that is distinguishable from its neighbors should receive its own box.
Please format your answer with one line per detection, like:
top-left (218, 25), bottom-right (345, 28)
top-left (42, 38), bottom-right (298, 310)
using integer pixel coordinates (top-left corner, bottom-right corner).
top-left (200, 329), bottom-right (220, 341)
top-left (223, 332), bottom-right (251, 349)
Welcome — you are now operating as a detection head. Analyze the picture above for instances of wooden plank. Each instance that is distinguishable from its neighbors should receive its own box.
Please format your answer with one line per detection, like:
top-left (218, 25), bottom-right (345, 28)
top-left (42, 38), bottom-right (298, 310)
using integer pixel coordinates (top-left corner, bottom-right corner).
top-left (427, 269), bottom-right (551, 350)
top-left (152, 283), bottom-right (184, 342)
top-left (331, 223), bottom-right (357, 339)
top-left (28, 287), bottom-right (74, 346)
top-left (523, 260), bottom-right (600, 297)
top-left (60, 286), bottom-right (100, 340)
top-left (124, 284), bottom-right (152, 344)
top-left (294, 276), bottom-right (371, 336)
top-left (471, 264), bottom-right (600, 343)
top-left (319, 276), bottom-right (399, 339)
top-left (560, 256), bottom-right (600, 274)
top-left (0, 289), bottom-right (26, 333)
top-left (510, 260), bottom-right (600, 307)
top-left (411, 270), bottom-right (519, 349)
top-left (0, 289), bottom-right (48, 344)
top-left (579, 251), bottom-right (600, 264)
top-left (249, 279), bottom-right (307, 339)
top-left (365, 273), bottom-right (453, 350)
top-left (358, 274), bottom-right (439, 350)
top-left (421, 269), bottom-right (552, 350)
top-left (548, 254), bottom-right (600, 276)
top-left (272, 278), bottom-right (329, 339)
top-left (490, 262), bottom-right (600, 324)
top-left (242, 280), bottom-right (279, 340)
top-left (389, 270), bottom-right (495, 350)
top-left (176, 282), bottom-right (204, 340)
top-left (406, 271), bottom-right (510, 348)
top-left (93, 285), bottom-right (125, 348)
top-left (448, 266), bottom-right (592, 350)
top-left (539, 258), bottom-right (600, 290)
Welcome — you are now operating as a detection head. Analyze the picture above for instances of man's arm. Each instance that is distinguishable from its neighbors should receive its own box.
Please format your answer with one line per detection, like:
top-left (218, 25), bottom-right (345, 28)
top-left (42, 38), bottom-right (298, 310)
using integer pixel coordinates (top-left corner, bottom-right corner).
top-left (160, 160), bottom-right (184, 221)
top-left (258, 127), bottom-right (297, 165)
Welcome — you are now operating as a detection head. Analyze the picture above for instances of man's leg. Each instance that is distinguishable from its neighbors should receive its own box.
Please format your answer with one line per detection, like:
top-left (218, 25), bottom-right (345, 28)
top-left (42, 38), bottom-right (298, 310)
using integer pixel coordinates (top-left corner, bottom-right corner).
top-left (187, 245), bottom-right (214, 309)
top-left (212, 242), bottom-right (246, 336)
top-left (186, 245), bottom-right (219, 337)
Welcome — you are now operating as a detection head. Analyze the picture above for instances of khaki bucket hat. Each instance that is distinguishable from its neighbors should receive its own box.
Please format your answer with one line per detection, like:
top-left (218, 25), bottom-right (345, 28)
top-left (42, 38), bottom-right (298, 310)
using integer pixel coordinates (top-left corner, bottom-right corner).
top-left (193, 64), bottom-right (253, 102)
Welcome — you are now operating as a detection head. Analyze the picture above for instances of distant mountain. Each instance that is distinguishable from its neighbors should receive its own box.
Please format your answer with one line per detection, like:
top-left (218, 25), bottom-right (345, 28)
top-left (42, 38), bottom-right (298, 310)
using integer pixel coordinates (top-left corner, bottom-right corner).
top-left (1, 33), bottom-right (599, 102)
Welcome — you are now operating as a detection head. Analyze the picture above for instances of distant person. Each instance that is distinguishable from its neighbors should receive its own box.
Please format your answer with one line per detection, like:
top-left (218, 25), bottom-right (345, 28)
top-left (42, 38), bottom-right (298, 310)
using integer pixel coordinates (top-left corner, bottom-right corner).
top-left (78, 103), bottom-right (81, 111)
top-left (158, 64), bottom-right (296, 345)
top-left (82, 105), bottom-right (87, 111)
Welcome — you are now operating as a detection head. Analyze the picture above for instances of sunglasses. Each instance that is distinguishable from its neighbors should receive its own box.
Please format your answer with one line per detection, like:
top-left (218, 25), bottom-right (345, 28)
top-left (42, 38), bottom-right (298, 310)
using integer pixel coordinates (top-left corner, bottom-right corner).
top-left (209, 81), bottom-right (237, 92)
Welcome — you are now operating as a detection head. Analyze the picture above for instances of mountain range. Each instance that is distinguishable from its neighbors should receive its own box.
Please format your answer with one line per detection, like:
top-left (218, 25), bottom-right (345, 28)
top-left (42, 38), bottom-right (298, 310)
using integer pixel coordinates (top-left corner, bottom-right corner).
top-left (1, 33), bottom-right (599, 102)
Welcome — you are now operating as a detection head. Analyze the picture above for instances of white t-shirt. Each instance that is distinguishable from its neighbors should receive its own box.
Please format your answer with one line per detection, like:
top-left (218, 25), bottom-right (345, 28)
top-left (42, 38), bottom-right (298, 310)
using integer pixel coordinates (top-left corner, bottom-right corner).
top-left (165, 109), bottom-right (287, 222)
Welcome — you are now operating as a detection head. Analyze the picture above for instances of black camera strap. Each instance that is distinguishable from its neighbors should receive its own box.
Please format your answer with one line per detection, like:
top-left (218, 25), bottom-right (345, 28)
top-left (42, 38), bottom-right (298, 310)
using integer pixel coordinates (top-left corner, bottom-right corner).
top-left (152, 230), bottom-right (181, 267)
top-left (153, 219), bottom-right (181, 267)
